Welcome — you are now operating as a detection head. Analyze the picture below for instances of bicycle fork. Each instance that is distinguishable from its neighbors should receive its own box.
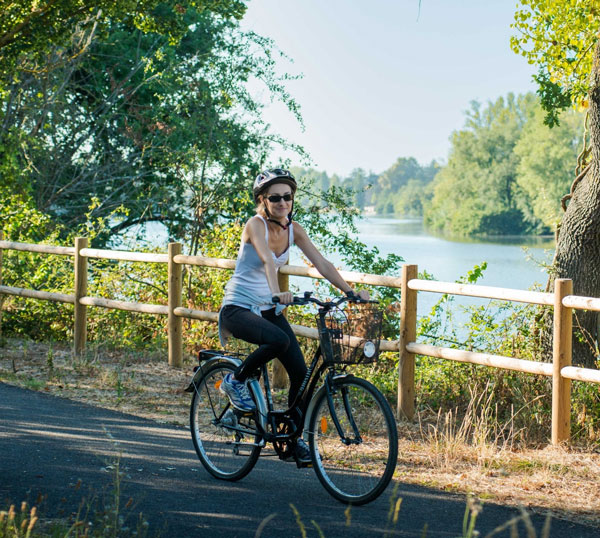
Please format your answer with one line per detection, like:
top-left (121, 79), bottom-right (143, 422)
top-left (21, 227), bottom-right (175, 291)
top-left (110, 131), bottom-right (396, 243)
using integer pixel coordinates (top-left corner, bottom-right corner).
top-left (325, 376), bottom-right (363, 446)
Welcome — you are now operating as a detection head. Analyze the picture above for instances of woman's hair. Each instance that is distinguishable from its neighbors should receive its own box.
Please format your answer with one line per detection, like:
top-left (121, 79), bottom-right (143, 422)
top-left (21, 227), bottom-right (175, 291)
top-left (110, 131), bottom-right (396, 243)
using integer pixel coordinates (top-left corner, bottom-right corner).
top-left (255, 182), bottom-right (294, 225)
top-left (255, 195), bottom-right (268, 218)
top-left (254, 184), bottom-right (283, 218)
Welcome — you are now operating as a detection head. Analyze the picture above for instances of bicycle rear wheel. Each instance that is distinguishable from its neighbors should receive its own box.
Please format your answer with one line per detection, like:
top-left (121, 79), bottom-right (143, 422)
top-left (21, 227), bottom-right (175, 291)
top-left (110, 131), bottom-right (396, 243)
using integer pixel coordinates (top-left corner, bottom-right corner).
top-left (308, 375), bottom-right (398, 505)
top-left (190, 362), bottom-right (261, 481)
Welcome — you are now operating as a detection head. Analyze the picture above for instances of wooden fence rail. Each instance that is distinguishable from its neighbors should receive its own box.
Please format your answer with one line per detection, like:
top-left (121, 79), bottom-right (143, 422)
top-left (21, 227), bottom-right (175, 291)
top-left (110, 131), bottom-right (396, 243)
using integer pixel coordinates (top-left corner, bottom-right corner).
top-left (1, 237), bottom-right (600, 445)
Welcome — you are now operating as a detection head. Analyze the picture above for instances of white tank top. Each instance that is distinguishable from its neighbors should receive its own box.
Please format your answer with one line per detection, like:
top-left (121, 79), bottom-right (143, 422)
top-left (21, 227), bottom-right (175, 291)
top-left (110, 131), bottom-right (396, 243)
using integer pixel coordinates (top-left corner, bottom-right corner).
top-left (222, 216), bottom-right (294, 311)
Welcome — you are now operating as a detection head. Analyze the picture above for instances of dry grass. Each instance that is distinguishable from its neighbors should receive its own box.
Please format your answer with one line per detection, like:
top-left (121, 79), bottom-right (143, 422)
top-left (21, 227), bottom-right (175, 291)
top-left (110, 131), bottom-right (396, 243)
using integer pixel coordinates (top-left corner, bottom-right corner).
top-left (0, 338), bottom-right (191, 424)
top-left (1, 337), bottom-right (599, 528)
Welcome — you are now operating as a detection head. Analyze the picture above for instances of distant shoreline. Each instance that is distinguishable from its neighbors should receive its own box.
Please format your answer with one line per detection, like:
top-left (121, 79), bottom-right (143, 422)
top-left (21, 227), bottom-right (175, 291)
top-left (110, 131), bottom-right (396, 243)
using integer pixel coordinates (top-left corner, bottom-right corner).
top-left (359, 213), bottom-right (555, 242)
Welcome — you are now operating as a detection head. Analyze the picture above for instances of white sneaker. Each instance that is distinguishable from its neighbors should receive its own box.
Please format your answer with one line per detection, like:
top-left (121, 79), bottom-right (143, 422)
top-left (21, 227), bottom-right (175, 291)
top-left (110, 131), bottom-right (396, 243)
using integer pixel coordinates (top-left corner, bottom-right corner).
top-left (219, 373), bottom-right (256, 412)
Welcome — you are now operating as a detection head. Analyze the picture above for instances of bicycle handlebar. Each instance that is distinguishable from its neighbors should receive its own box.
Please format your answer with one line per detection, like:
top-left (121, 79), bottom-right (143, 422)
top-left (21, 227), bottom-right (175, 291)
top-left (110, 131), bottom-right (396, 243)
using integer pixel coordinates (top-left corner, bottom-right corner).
top-left (272, 291), bottom-right (379, 309)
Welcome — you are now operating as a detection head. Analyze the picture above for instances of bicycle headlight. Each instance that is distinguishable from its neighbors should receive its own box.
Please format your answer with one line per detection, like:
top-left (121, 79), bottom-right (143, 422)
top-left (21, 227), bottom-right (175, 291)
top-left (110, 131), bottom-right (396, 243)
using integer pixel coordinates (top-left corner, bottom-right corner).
top-left (363, 340), bottom-right (376, 358)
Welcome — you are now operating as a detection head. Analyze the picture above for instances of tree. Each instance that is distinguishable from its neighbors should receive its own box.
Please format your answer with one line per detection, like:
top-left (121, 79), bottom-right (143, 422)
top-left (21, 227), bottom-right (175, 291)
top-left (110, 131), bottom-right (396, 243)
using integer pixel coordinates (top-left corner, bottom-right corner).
top-left (393, 177), bottom-right (433, 216)
top-left (344, 168), bottom-right (375, 211)
top-left (371, 157), bottom-right (436, 215)
top-left (424, 94), bottom-right (538, 236)
top-left (514, 108), bottom-right (585, 232)
top-left (0, 2), bottom-right (406, 346)
top-left (512, 1), bottom-right (600, 367)
top-left (0, 5), bottom-right (303, 251)
top-left (0, 2), bottom-right (245, 62)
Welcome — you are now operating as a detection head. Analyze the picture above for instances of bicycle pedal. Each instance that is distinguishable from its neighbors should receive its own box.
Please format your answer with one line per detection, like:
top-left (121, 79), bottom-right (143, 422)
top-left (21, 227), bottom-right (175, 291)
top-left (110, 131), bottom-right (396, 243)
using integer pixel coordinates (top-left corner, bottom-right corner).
top-left (285, 454), bottom-right (312, 468)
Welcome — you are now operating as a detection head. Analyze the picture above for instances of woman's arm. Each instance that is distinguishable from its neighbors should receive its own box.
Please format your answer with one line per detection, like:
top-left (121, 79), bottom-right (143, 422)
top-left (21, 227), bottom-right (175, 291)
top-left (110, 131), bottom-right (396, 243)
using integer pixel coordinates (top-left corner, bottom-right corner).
top-left (245, 217), bottom-right (293, 302)
top-left (293, 223), bottom-right (369, 300)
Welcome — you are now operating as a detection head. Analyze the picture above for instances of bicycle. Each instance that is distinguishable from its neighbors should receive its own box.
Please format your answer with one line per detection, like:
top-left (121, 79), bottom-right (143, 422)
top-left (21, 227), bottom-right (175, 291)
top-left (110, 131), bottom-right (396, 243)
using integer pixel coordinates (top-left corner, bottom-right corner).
top-left (185, 292), bottom-right (398, 505)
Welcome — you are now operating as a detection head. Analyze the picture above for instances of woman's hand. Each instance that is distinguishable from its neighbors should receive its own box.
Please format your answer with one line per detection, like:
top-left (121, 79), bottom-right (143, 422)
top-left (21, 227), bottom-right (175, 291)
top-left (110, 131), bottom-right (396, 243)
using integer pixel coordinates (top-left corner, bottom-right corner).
top-left (357, 289), bottom-right (370, 301)
top-left (273, 291), bottom-right (293, 304)
top-left (347, 289), bottom-right (370, 301)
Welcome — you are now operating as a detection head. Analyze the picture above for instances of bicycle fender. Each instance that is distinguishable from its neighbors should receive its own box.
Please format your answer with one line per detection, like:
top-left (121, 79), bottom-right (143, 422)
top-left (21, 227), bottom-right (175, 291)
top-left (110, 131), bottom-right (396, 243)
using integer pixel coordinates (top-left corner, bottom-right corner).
top-left (184, 355), bottom-right (243, 392)
top-left (247, 378), bottom-right (268, 431)
top-left (303, 373), bottom-right (354, 439)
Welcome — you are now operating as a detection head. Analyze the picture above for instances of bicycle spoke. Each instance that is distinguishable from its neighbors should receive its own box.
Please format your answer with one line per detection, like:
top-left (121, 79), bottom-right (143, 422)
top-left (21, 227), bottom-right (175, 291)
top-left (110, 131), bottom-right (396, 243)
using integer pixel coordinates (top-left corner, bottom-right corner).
top-left (190, 363), bottom-right (262, 481)
top-left (309, 376), bottom-right (397, 504)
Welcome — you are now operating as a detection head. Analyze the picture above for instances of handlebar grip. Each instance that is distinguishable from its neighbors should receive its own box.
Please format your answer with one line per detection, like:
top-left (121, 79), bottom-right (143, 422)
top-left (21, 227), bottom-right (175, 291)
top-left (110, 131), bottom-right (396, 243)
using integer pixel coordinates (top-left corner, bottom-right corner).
top-left (272, 296), bottom-right (280, 303)
top-left (346, 296), bottom-right (379, 305)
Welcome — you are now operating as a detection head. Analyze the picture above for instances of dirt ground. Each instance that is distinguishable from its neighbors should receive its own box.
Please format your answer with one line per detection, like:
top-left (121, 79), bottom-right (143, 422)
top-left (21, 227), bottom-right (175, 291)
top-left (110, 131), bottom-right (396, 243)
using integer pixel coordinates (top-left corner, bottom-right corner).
top-left (1, 337), bottom-right (599, 529)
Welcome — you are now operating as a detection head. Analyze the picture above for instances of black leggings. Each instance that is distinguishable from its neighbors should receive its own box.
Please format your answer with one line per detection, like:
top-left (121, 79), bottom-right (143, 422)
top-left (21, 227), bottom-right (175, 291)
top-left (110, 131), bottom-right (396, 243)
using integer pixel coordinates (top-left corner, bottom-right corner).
top-left (220, 305), bottom-right (307, 406)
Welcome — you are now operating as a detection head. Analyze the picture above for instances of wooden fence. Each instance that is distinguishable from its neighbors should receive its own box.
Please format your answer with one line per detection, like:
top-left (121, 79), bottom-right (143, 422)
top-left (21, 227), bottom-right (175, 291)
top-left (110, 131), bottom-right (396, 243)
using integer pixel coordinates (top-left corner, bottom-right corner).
top-left (1, 233), bottom-right (600, 445)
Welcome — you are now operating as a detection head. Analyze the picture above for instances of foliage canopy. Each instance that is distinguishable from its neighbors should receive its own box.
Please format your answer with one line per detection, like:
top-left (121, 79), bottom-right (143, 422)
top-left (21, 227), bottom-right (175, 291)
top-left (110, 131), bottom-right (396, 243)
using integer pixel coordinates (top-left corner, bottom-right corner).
top-left (511, 0), bottom-right (600, 126)
top-left (424, 93), bottom-right (584, 236)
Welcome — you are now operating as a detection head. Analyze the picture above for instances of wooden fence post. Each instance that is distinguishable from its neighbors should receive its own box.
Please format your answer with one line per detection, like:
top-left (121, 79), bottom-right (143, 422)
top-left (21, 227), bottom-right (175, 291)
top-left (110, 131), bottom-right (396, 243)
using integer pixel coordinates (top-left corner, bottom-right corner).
top-left (398, 264), bottom-right (418, 420)
top-left (552, 278), bottom-right (572, 444)
top-left (272, 266), bottom-right (289, 388)
top-left (168, 242), bottom-right (183, 368)
top-left (73, 237), bottom-right (88, 356)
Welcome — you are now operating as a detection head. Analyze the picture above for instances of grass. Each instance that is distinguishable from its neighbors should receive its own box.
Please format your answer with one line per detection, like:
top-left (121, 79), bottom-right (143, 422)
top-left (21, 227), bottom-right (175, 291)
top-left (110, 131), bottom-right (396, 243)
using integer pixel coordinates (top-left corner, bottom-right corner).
top-left (1, 451), bottom-right (151, 538)
top-left (1, 337), bottom-right (599, 529)
top-left (1, 496), bottom-right (555, 538)
top-left (256, 495), bottom-right (554, 538)
top-left (0, 503), bottom-right (38, 538)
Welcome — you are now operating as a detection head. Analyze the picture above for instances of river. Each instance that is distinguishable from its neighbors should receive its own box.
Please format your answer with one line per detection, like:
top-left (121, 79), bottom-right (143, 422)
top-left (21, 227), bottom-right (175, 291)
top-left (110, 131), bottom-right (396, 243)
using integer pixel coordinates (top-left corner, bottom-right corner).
top-left (127, 216), bottom-right (556, 320)
top-left (292, 216), bottom-right (555, 318)
top-left (352, 217), bottom-right (554, 289)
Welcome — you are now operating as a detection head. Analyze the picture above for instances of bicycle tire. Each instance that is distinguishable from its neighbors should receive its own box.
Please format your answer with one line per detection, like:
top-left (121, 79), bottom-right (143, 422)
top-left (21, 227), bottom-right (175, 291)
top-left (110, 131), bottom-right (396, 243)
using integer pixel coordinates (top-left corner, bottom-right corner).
top-left (308, 375), bottom-right (398, 505)
top-left (190, 361), bottom-right (262, 481)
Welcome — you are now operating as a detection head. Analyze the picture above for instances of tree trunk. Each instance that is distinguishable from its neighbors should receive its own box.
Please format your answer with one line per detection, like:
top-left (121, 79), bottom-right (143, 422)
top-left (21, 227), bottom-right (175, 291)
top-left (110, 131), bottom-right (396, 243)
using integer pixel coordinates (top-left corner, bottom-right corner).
top-left (549, 40), bottom-right (600, 368)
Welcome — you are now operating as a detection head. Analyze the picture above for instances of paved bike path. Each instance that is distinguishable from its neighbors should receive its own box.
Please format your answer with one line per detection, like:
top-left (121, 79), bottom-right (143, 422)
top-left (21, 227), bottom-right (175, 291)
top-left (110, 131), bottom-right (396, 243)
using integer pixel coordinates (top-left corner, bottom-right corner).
top-left (0, 382), bottom-right (595, 537)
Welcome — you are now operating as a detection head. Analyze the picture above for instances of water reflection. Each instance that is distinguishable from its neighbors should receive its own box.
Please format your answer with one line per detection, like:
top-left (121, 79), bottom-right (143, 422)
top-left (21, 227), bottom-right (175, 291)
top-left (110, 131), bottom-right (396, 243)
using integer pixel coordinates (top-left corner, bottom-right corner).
top-left (330, 216), bottom-right (555, 330)
top-left (357, 217), bottom-right (555, 248)
top-left (350, 217), bottom-right (554, 290)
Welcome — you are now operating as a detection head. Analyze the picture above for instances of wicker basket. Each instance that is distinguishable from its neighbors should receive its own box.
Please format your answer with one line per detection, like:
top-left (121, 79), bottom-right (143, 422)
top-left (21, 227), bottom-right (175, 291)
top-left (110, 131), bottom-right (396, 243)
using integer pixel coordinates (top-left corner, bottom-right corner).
top-left (316, 304), bottom-right (383, 364)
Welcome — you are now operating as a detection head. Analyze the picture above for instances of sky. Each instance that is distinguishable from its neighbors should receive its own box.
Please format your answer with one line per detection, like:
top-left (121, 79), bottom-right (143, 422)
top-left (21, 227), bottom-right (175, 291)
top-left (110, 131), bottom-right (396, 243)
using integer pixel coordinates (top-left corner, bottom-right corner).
top-left (240, 0), bottom-right (538, 178)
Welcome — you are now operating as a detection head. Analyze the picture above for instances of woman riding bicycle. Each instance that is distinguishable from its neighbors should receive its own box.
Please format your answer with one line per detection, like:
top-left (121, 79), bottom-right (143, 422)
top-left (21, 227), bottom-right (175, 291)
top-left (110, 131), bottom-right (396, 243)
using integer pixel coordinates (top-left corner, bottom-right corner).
top-left (218, 168), bottom-right (368, 463)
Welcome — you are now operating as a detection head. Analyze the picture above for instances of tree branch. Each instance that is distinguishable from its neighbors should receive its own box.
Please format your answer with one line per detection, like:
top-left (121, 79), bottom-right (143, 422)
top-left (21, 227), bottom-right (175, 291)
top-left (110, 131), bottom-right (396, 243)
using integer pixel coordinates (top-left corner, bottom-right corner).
top-left (108, 215), bottom-right (193, 236)
top-left (561, 161), bottom-right (592, 211)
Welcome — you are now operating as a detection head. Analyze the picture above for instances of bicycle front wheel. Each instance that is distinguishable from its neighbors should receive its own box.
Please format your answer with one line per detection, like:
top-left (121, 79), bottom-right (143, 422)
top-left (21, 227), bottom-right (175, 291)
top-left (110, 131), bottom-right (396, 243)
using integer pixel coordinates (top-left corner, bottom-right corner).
top-left (190, 362), bottom-right (261, 481)
top-left (308, 376), bottom-right (398, 505)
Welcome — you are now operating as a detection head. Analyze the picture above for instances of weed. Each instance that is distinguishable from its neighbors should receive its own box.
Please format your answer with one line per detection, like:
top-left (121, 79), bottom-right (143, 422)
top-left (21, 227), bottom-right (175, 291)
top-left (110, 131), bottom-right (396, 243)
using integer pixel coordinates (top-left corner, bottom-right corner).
top-left (46, 347), bottom-right (54, 379)
top-left (383, 483), bottom-right (403, 537)
top-left (418, 382), bottom-right (523, 469)
top-left (462, 495), bottom-right (482, 538)
top-left (23, 378), bottom-right (46, 391)
top-left (483, 507), bottom-right (552, 538)
top-left (0, 502), bottom-right (38, 538)
top-left (115, 370), bottom-right (124, 401)
top-left (284, 498), bottom-right (555, 538)
top-left (254, 513), bottom-right (278, 538)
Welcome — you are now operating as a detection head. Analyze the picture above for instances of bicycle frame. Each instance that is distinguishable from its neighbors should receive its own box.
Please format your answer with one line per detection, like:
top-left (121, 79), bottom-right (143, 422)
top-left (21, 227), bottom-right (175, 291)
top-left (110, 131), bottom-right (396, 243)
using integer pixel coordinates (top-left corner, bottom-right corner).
top-left (251, 345), bottom-right (362, 450)
top-left (188, 339), bottom-right (358, 453)
top-left (255, 343), bottom-right (332, 444)
top-left (187, 295), bottom-right (373, 451)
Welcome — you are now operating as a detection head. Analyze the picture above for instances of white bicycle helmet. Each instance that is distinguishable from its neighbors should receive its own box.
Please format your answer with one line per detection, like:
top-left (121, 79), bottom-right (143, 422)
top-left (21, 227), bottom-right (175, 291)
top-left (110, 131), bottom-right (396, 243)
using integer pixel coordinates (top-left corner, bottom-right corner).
top-left (253, 168), bottom-right (297, 203)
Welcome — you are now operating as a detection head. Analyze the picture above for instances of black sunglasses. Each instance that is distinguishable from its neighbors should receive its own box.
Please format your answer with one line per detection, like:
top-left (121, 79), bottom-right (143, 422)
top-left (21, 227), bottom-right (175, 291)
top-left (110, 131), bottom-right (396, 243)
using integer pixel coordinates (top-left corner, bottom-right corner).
top-left (266, 193), bottom-right (293, 203)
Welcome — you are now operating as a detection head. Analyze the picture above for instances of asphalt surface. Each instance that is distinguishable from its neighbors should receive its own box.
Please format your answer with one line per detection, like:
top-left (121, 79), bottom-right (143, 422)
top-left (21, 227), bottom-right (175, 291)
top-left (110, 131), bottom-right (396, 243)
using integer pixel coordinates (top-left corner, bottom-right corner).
top-left (0, 382), bottom-right (597, 537)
